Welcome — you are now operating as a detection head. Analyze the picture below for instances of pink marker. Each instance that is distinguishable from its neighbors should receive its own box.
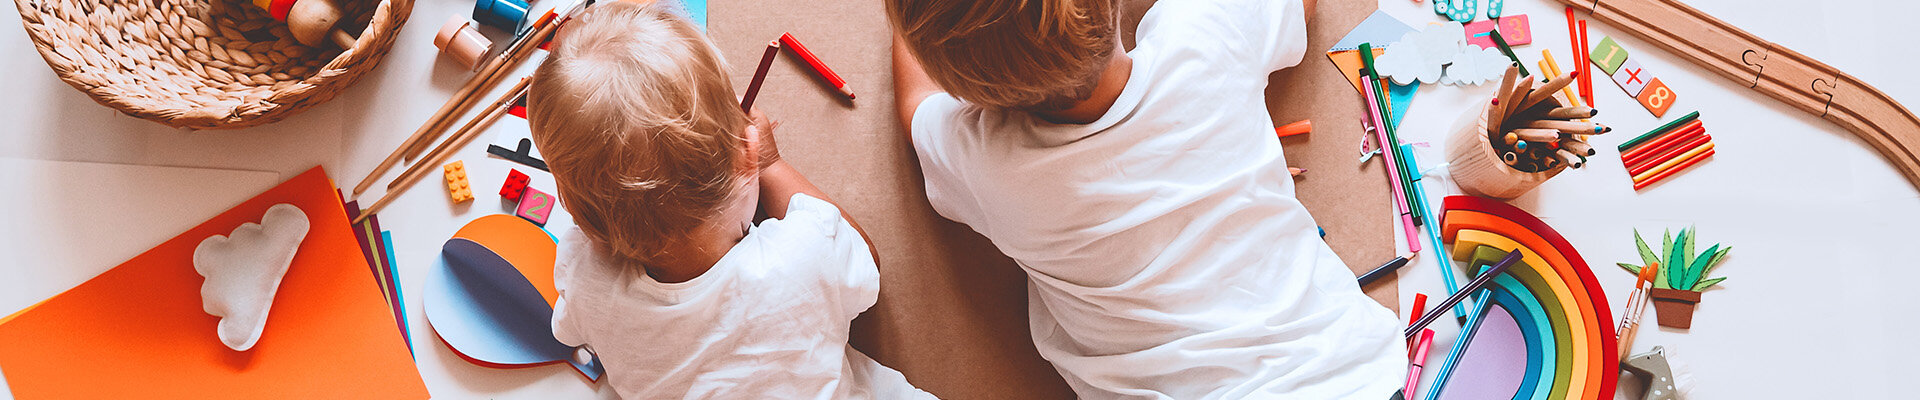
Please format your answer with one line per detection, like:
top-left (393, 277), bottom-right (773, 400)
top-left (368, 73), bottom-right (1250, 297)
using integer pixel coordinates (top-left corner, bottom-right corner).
top-left (1360, 74), bottom-right (1421, 253)
top-left (1406, 328), bottom-right (1436, 397)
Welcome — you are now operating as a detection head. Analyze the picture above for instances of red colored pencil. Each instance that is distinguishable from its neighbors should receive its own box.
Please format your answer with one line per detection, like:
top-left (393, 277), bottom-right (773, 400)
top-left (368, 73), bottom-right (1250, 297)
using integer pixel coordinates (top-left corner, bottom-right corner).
top-left (1406, 292), bottom-right (1428, 359)
top-left (1633, 149), bottom-right (1715, 190)
top-left (779, 32), bottom-right (854, 99)
top-left (1578, 20), bottom-right (1592, 107)
top-left (740, 40), bottom-right (780, 112)
top-left (1629, 134), bottom-right (1712, 176)
top-left (1621, 121), bottom-right (1704, 167)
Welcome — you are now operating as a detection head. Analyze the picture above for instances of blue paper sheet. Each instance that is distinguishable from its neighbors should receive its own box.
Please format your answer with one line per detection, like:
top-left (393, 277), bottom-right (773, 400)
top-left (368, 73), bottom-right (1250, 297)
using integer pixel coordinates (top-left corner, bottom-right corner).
top-left (426, 238), bottom-right (604, 379)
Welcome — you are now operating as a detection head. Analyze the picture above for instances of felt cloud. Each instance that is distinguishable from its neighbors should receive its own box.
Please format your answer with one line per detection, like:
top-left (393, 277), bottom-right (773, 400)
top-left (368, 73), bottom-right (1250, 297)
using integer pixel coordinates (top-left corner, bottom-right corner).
top-left (194, 203), bottom-right (310, 351)
top-left (1442, 46), bottom-right (1514, 86)
top-left (1374, 22), bottom-right (1468, 86)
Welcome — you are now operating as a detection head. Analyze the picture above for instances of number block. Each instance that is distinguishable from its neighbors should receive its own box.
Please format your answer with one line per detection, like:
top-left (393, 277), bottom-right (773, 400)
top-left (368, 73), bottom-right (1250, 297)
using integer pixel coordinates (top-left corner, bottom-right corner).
top-left (443, 161), bottom-right (473, 203)
top-left (499, 169), bottom-right (529, 200)
top-left (515, 187), bottom-right (554, 226)
top-left (1636, 78), bottom-right (1677, 118)
top-left (1589, 36), bottom-right (1630, 75)
top-left (1610, 58), bottom-right (1651, 97)
top-left (1464, 15), bottom-right (1532, 49)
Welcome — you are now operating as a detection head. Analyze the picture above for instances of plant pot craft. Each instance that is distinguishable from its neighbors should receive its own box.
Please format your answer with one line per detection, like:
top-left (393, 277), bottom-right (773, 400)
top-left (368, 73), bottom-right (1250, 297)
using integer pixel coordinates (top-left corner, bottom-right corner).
top-left (1618, 227), bottom-right (1731, 330)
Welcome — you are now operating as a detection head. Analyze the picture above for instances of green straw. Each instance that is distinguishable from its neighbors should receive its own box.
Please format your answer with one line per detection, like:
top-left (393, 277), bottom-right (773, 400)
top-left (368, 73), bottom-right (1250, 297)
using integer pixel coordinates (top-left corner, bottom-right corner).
top-left (1618, 111), bottom-right (1701, 151)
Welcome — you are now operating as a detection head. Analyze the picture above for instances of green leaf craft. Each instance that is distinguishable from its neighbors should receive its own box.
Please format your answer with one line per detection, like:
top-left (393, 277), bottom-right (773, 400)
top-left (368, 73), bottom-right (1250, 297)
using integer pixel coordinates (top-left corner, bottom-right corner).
top-left (1622, 227), bottom-right (1731, 292)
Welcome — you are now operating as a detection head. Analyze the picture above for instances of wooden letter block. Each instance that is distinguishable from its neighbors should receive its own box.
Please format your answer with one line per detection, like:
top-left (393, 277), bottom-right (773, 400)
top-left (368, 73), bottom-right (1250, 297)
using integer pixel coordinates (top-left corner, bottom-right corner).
top-left (1590, 36), bottom-right (1630, 75)
top-left (515, 187), bottom-right (554, 226)
top-left (1636, 78), bottom-right (1677, 118)
top-left (1465, 15), bottom-right (1533, 49)
top-left (443, 161), bottom-right (472, 203)
top-left (499, 169), bottom-right (529, 200)
top-left (1611, 58), bottom-right (1651, 97)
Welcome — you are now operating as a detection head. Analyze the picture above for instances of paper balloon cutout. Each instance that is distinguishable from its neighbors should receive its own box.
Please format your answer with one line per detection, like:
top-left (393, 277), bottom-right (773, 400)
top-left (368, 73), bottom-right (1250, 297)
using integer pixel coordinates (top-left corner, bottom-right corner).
top-left (425, 216), bottom-right (601, 380)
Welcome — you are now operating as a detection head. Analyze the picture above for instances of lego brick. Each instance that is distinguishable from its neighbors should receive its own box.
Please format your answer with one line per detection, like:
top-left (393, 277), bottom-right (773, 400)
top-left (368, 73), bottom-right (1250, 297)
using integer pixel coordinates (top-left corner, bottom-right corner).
top-left (1610, 58), bottom-right (1651, 97)
top-left (1464, 15), bottom-right (1533, 49)
top-left (499, 169), bottom-right (529, 200)
top-left (444, 161), bottom-right (472, 203)
top-left (1589, 36), bottom-right (1630, 75)
top-left (1636, 78), bottom-right (1677, 118)
top-left (515, 187), bottom-right (554, 226)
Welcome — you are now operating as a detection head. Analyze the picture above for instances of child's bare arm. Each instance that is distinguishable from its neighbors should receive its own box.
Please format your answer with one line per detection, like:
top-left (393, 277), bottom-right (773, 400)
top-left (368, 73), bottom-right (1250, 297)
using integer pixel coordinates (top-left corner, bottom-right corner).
top-left (750, 110), bottom-right (880, 262)
top-left (892, 33), bottom-right (943, 138)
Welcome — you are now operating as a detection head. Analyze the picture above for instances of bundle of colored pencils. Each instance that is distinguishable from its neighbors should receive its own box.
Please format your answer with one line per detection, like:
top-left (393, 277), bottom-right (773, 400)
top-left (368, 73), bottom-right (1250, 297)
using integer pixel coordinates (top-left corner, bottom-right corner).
top-left (1617, 111), bottom-right (1712, 190)
top-left (1485, 66), bottom-right (1608, 173)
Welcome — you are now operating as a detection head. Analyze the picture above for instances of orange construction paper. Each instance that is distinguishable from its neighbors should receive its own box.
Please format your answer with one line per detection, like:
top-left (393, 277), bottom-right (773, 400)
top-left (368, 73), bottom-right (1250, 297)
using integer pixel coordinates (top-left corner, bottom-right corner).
top-left (0, 167), bottom-right (427, 399)
top-left (1326, 48), bottom-right (1389, 95)
top-left (453, 215), bottom-right (558, 307)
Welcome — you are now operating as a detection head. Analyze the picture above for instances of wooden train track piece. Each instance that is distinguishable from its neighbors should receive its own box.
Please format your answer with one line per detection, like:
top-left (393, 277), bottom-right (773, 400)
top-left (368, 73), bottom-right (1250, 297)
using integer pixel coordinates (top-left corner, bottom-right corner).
top-left (1559, 0), bottom-right (1920, 188)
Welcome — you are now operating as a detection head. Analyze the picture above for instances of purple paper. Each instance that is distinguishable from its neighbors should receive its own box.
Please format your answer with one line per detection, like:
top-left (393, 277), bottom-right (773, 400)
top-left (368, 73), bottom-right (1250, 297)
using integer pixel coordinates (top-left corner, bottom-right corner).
top-left (1436, 304), bottom-right (1527, 400)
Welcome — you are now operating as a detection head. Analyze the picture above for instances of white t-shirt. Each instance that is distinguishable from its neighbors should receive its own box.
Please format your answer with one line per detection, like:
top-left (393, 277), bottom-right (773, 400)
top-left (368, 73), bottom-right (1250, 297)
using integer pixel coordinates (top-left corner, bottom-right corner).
top-left (909, 0), bottom-right (1404, 398)
top-left (549, 194), bottom-right (933, 399)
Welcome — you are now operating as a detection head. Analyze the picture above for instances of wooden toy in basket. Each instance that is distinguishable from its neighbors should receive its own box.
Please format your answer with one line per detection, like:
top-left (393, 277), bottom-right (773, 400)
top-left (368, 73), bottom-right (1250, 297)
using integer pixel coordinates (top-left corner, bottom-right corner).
top-left (14, 0), bottom-right (412, 129)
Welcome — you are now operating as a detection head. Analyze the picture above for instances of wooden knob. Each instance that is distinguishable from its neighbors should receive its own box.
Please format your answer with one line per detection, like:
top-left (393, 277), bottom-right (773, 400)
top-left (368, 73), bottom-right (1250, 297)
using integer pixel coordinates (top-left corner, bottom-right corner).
top-left (288, 0), bottom-right (355, 49)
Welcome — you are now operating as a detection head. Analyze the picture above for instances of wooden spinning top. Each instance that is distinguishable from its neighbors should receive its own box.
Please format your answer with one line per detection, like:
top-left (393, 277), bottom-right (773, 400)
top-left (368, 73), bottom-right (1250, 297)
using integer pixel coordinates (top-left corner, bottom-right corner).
top-left (283, 0), bottom-right (358, 49)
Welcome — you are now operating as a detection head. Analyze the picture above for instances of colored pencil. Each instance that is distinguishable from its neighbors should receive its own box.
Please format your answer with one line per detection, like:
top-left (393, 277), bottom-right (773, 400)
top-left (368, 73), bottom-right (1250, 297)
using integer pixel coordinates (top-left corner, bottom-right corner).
top-left (1511, 128), bottom-right (1561, 143)
top-left (1545, 106), bottom-right (1597, 119)
top-left (1633, 142), bottom-right (1716, 182)
top-left (1528, 120), bottom-right (1610, 134)
top-left (1491, 66), bottom-right (1518, 130)
top-left (1561, 139), bottom-right (1596, 156)
top-left (740, 40), bottom-right (780, 112)
top-left (1578, 19), bottom-right (1593, 106)
top-left (1289, 167), bottom-right (1306, 176)
top-left (1275, 119), bottom-right (1312, 138)
top-left (1406, 329), bottom-right (1436, 398)
top-left (1358, 252), bottom-right (1417, 287)
top-left (1540, 49), bottom-right (1583, 108)
top-left (1518, 71), bottom-right (1580, 111)
top-left (1630, 135), bottom-right (1713, 176)
top-left (1555, 149), bottom-right (1585, 168)
top-left (1620, 112), bottom-right (1703, 151)
top-left (1634, 149), bottom-right (1715, 190)
top-left (1618, 262), bottom-right (1660, 359)
top-left (1406, 249), bottom-right (1522, 338)
top-left (1504, 75), bottom-right (1535, 120)
top-left (780, 32), bottom-right (854, 99)
top-left (1622, 122), bottom-right (1705, 167)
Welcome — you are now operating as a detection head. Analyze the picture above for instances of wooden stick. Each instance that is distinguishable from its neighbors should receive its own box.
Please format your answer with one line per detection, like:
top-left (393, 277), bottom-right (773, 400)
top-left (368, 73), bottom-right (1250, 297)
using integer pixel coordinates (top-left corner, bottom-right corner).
top-left (1634, 149), bottom-right (1715, 190)
top-left (1518, 71), bottom-right (1581, 111)
top-left (1623, 122), bottom-right (1706, 166)
top-left (1546, 106), bottom-right (1598, 119)
top-left (1559, 0), bottom-right (1920, 190)
top-left (351, 8), bottom-right (565, 196)
top-left (1527, 120), bottom-right (1610, 134)
top-left (1630, 134), bottom-right (1712, 175)
top-left (1632, 141), bottom-right (1715, 182)
top-left (354, 79), bottom-right (532, 223)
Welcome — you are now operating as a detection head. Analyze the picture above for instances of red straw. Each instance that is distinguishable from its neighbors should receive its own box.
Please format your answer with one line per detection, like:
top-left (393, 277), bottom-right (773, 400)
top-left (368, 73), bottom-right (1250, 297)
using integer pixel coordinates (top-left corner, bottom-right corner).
top-left (1629, 134), bottom-right (1712, 176)
top-left (1634, 149), bottom-right (1715, 190)
top-left (779, 32), bottom-right (854, 99)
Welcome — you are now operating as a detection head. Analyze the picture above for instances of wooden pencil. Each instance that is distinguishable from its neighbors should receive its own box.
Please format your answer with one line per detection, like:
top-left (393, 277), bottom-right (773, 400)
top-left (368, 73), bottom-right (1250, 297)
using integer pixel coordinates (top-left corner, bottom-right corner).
top-left (1528, 120), bottom-right (1610, 134)
top-left (1487, 99), bottom-right (1505, 135)
top-left (740, 40), bottom-right (780, 112)
top-left (1632, 142), bottom-right (1715, 182)
top-left (1518, 71), bottom-right (1581, 111)
top-left (1512, 128), bottom-right (1561, 142)
top-left (1545, 106), bottom-right (1598, 119)
top-left (354, 78), bottom-right (532, 223)
top-left (1555, 149), bottom-right (1585, 168)
top-left (1491, 66), bottom-right (1518, 129)
top-left (1634, 149), bottom-right (1715, 190)
top-left (1540, 49), bottom-right (1583, 108)
top-left (1630, 134), bottom-right (1713, 175)
top-left (1504, 75), bottom-right (1536, 119)
top-left (1560, 139), bottom-right (1596, 156)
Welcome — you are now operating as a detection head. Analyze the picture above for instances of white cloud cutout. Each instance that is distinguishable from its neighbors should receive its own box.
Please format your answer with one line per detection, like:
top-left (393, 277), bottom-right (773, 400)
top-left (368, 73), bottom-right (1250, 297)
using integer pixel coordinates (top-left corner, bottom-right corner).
top-left (193, 203), bottom-right (310, 351)
top-left (1375, 22), bottom-right (1467, 86)
top-left (1442, 46), bottom-right (1514, 86)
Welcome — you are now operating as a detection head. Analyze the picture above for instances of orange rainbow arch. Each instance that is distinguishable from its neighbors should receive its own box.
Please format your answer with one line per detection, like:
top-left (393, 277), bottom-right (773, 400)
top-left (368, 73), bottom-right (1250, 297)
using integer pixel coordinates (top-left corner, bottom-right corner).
top-left (1440, 196), bottom-right (1618, 400)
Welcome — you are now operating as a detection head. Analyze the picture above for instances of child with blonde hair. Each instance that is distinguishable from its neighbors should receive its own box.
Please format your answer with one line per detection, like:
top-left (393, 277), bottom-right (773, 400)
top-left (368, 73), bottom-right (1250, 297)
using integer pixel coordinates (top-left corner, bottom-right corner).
top-left (529, 2), bottom-right (931, 398)
top-left (890, 0), bottom-right (1406, 398)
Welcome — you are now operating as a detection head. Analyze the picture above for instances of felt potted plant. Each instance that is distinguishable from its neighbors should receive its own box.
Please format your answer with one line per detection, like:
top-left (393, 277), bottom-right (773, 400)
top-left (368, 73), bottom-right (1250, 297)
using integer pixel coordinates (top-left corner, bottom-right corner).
top-left (1618, 227), bottom-right (1731, 329)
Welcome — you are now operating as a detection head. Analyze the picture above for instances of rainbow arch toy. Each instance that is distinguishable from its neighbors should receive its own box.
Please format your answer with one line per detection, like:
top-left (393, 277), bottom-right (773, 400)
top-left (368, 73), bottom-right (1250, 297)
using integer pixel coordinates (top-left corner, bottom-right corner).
top-left (1437, 196), bottom-right (1617, 400)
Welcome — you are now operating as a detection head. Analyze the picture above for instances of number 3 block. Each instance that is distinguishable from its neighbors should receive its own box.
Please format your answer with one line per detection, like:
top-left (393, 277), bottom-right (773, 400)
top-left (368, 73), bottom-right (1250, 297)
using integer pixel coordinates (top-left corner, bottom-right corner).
top-left (1463, 15), bottom-right (1531, 49)
top-left (1636, 78), bottom-right (1677, 118)
top-left (515, 187), bottom-right (553, 226)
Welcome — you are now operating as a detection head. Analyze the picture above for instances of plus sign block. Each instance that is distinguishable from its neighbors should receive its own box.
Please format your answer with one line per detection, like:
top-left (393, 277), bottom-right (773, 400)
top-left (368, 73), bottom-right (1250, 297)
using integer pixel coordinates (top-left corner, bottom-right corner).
top-left (1610, 58), bottom-right (1651, 97)
top-left (499, 169), bottom-right (529, 200)
top-left (444, 161), bottom-right (473, 203)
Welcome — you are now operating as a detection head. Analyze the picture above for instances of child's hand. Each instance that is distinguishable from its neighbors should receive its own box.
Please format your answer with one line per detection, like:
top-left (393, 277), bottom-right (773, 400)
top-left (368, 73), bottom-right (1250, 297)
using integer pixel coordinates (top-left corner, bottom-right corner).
top-left (748, 106), bottom-right (782, 170)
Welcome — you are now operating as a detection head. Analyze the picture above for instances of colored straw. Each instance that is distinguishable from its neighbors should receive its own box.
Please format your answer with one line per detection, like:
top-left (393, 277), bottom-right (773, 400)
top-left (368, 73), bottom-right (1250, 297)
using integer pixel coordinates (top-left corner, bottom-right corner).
top-left (1634, 149), bottom-right (1716, 190)
top-left (1619, 111), bottom-right (1702, 151)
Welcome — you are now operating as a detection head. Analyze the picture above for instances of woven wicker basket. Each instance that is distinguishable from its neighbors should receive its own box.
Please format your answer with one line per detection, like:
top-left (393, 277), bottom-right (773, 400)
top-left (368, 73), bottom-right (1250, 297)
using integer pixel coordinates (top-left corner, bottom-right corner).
top-left (15, 0), bottom-right (412, 129)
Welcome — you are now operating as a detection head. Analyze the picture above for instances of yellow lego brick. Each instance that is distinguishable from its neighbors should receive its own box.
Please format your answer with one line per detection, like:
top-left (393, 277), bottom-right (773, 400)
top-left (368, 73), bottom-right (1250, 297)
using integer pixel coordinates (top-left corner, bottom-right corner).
top-left (444, 161), bottom-right (472, 203)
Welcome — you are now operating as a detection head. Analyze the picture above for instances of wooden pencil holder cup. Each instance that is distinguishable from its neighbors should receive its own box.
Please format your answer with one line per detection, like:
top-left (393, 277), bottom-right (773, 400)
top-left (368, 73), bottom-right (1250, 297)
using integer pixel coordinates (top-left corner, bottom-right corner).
top-left (1447, 99), bottom-right (1567, 199)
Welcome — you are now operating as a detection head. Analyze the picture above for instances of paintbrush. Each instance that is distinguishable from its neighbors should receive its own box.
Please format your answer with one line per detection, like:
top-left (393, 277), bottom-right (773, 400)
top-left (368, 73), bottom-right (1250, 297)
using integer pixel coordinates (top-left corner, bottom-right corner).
top-left (1618, 262), bottom-right (1661, 358)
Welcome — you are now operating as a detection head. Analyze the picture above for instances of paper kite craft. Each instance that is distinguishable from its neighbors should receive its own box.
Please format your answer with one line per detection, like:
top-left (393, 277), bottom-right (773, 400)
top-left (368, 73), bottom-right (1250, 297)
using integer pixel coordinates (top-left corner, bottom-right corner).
top-left (1420, 196), bottom-right (1618, 400)
top-left (1617, 227), bottom-right (1730, 329)
top-left (192, 202), bottom-right (310, 351)
top-left (426, 214), bottom-right (604, 380)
